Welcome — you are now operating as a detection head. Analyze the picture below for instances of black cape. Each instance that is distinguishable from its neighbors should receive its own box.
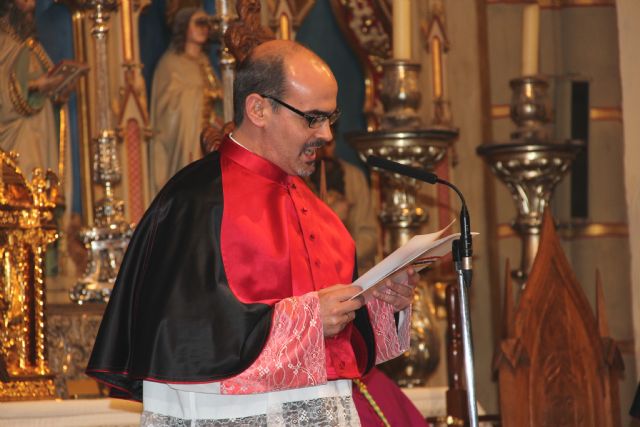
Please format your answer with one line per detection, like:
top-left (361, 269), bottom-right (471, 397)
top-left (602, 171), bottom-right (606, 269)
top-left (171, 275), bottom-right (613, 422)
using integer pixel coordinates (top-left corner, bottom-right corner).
top-left (86, 152), bottom-right (375, 401)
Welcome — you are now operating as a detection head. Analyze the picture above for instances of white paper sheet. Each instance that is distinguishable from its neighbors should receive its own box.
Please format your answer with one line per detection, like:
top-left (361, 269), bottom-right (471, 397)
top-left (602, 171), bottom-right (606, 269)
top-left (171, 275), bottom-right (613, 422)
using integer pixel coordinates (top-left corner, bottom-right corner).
top-left (350, 221), bottom-right (475, 301)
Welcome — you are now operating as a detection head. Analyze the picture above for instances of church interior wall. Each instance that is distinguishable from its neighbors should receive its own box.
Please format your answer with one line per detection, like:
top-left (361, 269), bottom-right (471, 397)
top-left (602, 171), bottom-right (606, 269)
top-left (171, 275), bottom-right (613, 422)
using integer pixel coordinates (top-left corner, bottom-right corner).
top-left (486, 1), bottom-right (635, 423)
top-left (617, 0), bottom-right (640, 418)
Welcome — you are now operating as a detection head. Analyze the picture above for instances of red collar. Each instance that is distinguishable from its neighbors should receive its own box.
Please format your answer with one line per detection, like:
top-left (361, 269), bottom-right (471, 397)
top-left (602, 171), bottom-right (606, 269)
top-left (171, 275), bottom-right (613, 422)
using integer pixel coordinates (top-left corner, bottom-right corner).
top-left (219, 135), bottom-right (291, 187)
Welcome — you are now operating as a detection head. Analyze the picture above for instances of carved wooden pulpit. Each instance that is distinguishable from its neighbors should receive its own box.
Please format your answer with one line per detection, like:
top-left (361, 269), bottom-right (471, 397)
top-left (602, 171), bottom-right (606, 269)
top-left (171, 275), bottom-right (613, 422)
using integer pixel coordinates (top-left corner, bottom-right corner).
top-left (493, 210), bottom-right (624, 426)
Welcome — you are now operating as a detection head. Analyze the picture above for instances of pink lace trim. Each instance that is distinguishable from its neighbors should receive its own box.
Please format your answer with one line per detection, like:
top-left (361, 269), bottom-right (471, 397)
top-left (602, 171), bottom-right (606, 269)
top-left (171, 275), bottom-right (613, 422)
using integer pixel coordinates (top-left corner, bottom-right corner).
top-left (220, 292), bottom-right (327, 394)
top-left (367, 299), bottom-right (412, 364)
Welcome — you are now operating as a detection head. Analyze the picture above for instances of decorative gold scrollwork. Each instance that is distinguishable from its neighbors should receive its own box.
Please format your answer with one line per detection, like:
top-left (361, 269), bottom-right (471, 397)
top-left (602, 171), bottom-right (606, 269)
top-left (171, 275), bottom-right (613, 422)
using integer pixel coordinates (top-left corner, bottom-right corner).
top-left (0, 151), bottom-right (58, 401)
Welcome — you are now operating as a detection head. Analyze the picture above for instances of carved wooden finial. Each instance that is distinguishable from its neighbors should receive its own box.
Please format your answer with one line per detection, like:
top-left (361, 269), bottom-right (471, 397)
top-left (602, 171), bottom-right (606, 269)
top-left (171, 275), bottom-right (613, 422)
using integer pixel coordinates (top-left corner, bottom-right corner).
top-left (224, 0), bottom-right (275, 63)
top-left (495, 207), bottom-right (624, 426)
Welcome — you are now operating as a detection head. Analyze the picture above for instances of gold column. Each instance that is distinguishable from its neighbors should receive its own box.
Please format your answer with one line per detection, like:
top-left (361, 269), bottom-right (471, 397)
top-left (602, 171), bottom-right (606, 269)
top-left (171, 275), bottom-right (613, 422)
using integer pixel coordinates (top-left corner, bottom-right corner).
top-left (70, 10), bottom-right (95, 226)
top-left (431, 36), bottom-right (443, 99)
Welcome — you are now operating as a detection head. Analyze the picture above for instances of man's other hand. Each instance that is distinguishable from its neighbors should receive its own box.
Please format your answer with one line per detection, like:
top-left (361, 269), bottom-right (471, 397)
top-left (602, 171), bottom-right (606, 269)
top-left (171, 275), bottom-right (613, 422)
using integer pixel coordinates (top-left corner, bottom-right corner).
top-left (318, 284), bottom-right (363, 337)
top-left (372, 267), bottom-right (419, 312)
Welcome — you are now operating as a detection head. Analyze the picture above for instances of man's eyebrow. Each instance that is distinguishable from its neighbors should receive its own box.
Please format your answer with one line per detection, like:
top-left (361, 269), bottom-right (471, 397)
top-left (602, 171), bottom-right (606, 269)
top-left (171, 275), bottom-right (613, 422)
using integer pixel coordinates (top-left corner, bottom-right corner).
top-left (306, 109), bottom-right (332, 116)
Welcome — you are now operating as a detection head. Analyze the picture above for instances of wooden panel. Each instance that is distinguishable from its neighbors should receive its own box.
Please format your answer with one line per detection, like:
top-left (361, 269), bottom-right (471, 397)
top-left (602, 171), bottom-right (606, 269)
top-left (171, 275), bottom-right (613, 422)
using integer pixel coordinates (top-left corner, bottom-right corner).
top-left (494, 210), bottom-right (623, 426)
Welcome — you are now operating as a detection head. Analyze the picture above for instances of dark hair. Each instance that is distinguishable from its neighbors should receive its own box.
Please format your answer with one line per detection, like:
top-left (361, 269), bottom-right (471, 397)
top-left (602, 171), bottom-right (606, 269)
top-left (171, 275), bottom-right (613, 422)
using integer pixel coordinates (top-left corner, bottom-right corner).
top-left (1, 0), bottom-right (36, 40)
top-left (232, 50), bottom-right (287, 126)
top-left (170, 7), bottom-right (210, 53)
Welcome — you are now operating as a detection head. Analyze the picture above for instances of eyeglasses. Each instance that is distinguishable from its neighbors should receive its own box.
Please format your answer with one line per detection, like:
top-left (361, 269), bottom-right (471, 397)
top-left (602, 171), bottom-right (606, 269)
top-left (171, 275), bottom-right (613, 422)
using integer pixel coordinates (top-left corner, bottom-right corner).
top-left (261, 94), bottom-right (341, 129)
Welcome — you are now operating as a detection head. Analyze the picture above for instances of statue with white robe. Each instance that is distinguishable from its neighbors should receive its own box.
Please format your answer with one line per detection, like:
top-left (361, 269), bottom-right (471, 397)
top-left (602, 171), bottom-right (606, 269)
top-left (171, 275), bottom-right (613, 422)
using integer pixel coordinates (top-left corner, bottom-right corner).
top-left (149, 8), bottom-right (223, 196)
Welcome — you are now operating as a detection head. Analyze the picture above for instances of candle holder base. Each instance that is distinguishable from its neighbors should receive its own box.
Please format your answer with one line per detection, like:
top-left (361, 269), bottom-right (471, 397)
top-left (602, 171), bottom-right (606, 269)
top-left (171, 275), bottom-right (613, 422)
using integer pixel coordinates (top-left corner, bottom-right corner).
top-left (477, 140), bottom-right (583, 284)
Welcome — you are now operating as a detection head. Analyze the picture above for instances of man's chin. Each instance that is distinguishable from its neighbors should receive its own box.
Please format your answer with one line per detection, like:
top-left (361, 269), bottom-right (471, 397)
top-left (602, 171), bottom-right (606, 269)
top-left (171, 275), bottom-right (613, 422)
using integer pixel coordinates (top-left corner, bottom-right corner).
top-left (296, 162), bottom-right (316, 177)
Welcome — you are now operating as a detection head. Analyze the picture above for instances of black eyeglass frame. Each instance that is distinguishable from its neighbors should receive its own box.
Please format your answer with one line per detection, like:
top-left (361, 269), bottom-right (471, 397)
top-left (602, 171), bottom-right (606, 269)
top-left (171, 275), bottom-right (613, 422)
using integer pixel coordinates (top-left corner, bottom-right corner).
top-left (261, 94), bottom-right (341, 129)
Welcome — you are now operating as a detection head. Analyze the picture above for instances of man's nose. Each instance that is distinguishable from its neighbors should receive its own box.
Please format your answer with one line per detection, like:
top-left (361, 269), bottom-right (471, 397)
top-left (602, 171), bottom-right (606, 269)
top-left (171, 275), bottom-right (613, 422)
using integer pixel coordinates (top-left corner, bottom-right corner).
top-left (316, 120), bottom-right (333, 141)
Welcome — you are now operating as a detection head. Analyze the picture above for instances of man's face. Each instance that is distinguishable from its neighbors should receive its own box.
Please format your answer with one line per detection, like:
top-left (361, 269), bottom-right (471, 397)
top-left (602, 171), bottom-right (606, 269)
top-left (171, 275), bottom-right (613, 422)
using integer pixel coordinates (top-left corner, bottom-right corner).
top-left (186, 11), bottom-right (210, 46)
top-left (263, 57), bottom-right (338, 177)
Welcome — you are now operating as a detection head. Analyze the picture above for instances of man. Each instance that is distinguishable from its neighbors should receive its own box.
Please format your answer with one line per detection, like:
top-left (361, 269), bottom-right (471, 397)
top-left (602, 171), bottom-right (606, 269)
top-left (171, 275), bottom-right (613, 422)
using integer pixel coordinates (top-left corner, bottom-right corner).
top-left (149, 7), bottom-right (223, 196)
top-left (87, 40), bottom-right (417, 426)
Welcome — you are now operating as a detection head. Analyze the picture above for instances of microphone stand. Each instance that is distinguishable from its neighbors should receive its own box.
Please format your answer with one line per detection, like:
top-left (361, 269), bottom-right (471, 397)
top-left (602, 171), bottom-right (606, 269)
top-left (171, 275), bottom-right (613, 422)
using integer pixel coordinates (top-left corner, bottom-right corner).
top-left (366, 156), bottom-right (479, 427)
top-left (452, 239), bottom-right (479, 427)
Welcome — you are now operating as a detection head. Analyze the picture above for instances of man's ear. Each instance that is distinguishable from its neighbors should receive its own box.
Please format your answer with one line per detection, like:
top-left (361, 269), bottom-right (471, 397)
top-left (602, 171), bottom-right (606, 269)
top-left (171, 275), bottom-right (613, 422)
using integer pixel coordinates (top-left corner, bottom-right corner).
top-left (244, 93), bottom-right (267, 127)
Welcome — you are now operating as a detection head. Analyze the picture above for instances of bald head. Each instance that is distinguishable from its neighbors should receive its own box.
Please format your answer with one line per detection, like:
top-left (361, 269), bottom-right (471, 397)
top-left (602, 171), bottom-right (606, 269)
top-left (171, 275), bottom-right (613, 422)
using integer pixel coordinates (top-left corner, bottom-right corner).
top-left (232, 40), bottom-right (336, 126)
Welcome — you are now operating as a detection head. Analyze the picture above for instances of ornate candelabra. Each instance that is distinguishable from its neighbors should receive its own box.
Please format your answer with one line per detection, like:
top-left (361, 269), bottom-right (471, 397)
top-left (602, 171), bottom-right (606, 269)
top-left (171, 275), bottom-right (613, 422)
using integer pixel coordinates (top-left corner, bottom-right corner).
top-left (348, 58), bottom-right (457, 386)
top-left (69, 0), bottom-right (134, 303)
top-left (477, 76), bottom-right (583, 283)
top-left (348, 60), bottom-right (458, 253)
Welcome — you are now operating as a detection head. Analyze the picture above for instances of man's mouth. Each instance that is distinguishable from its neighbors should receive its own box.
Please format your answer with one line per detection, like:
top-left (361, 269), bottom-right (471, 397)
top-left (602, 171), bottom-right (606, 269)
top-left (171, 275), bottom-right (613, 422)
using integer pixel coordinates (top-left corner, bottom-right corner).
top-left (300, 141), bottom-right (326, 159)
top-left (302, 147), bottom-right (317, 158)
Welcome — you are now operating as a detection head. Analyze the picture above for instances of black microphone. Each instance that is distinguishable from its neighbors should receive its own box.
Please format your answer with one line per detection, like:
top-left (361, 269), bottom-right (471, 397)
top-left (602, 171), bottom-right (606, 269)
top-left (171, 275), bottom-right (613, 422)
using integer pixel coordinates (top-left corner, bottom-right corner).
top-left (366, 155), bottom-right (438, 185)
top-left (366, 155), bottom-right (473, 285)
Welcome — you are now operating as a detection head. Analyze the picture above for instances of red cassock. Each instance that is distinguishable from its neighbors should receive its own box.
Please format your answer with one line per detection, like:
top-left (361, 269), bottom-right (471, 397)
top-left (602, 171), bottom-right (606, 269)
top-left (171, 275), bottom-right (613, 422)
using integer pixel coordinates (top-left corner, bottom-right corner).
top-left (87, 137), bottom-right (415, 406)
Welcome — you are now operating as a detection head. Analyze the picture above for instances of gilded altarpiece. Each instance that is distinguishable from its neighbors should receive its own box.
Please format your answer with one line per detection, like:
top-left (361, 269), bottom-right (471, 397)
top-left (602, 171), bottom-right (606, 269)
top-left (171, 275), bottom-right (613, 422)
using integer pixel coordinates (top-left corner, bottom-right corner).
top-left (0, 153), bottom-right (58, 401)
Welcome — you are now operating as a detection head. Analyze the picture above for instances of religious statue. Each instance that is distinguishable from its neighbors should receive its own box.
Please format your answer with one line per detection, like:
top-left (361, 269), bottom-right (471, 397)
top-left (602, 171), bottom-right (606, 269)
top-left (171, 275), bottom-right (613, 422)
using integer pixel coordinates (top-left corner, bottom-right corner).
top-left (0, 0), bottom-right (72, 183)
top-left (149, 7), bottom-right (224, 196)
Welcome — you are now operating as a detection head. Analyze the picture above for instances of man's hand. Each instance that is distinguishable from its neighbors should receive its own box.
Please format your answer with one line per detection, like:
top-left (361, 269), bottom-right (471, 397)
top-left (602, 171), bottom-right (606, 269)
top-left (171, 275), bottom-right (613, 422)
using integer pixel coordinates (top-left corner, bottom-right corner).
top-left (318, 284), bottom-right (364, 337)
top-left (372, 267), bottom-right (419, 312)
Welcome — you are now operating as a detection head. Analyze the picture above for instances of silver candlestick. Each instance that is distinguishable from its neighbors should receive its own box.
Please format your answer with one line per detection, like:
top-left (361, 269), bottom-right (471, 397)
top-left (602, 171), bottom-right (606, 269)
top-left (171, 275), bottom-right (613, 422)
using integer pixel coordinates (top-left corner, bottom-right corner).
top-left (348, 59), bottom-right (458, 387)
top-left (348, 59), bottom-right (457, 253)
top-left (69, 0), bottom-right (134, 304)
top-left (379, 60), bottom-right (423, 130)
top-left (477, 141), bottom-right (582, 281)
top-left (477, 76), bottom-right (583, 284)
top-left (509, 76), bottom-right (552, 141)
top-left (212, 0), bottom-right (237, 123)
top-left (349, 128), bottom-right (454, 254)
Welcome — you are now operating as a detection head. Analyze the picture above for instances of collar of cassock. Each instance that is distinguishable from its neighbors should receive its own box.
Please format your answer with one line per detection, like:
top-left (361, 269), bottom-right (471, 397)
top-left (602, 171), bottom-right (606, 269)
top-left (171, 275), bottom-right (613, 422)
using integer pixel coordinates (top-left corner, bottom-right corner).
top-left (220, 134), bottom-right (293, 187)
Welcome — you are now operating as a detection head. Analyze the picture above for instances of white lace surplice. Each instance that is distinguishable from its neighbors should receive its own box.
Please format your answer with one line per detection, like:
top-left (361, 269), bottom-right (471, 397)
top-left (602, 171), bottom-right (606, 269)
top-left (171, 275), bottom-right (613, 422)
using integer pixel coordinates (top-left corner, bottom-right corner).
top-left (141, 380), bottom-right (360, 427)
top-left (140, 285), bottom-right (410, 426)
